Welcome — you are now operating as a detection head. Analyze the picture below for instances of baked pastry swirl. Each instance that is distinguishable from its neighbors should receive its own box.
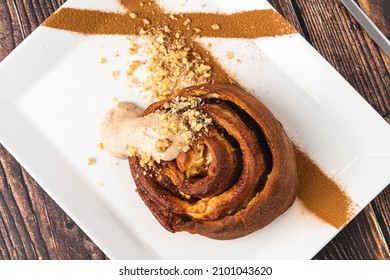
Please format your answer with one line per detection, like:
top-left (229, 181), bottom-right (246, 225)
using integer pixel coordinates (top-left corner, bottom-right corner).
top-left (129, 84), bottom-right (298, 239)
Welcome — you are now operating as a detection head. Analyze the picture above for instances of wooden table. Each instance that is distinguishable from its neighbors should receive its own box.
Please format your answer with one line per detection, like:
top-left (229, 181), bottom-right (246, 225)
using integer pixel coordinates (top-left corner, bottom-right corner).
top-left (0, 0), bottom-right (389, 260)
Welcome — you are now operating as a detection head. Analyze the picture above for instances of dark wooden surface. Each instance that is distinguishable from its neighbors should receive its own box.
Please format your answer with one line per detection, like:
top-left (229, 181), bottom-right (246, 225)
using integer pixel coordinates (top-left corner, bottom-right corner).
top-left (0, 0), bottom-right (389, 260)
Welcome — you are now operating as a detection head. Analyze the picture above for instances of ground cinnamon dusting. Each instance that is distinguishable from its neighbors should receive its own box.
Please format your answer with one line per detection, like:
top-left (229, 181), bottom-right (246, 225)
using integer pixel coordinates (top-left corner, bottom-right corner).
top-left (294, 147), bottom-right (354, 228)
top-left (43, 0), bottom-right (354, 228)
top-left (43, 3), bottom-right (295, 38)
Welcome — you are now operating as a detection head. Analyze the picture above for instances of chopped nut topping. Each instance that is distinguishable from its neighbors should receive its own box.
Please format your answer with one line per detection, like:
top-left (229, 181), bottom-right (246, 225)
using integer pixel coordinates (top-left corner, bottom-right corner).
top-left (182, 145), bottom-right (190, 152)
top-left (194, 123), bottom-right (203, 132)
top-left (112, 70), bottom-right (119, 79)
top-left (136, 29), bottom-right (212, 100)
top-left (197, 64), bottom-right (211, 73)
top-left (87, 157), bottom-right (95, 165)
top-left (204, 118), bottom-right (212, 124)
top-left (155, 138), bottom-right (171, 153)
top-left (139, 28), bottom-right (148, 35)
top-left (182, 130), bottom-right (193, 142)
top-left (118, 14), bottom-right (222, 167)
top-left (128, 41), bottom-right (139, 54)
top-left (226, 51), bottom-right (234, 59)
top-left (127, 60), bottom-right (142, 76)
top-left (126, 146), bottom-right (138, 157)
top-left (211, 24), bottom-right (220, 30)
top-left (129, 12), bottom-right (138, 19)
top-left (139, 151), bottom-right (155, 167)
top-left (124, 97), bottom-right (214, 169)
top-left (157, 96), bottom-right (213, 152)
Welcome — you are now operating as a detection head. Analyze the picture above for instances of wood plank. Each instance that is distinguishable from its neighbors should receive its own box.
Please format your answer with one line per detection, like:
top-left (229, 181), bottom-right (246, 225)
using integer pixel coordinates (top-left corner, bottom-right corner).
top-left (268, 0), bottom-right (304, 35)
top-left (372, 186), bottom-right (390, 249)
top-left (357, 0), bottom-right (390, 38)
top-left (0, 145), bottom-right (107, 259)
top-left (20, 165), bottom-right (106, 259)
top-left (271, 1), bottom-right (390, 259)
top-left (0, 0), bottom-right (107, 260)
top-left (314, 204), bottom-right (390, 259)
top-left (292, 0), bottom-right (389, 259)
top-left (0, 0), bottom-right (24, 60)
top-left (10, 0), bottom-right (67, 37)
top-left (0, 147), bottom-right (35, 259)
top-left (294, 0), bottom-right (389, 117)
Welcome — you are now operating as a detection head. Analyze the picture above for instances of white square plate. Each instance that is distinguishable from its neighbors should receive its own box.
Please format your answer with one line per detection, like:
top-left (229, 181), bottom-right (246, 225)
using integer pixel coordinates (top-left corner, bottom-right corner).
top-left (1, 0), bottom-right (390, 259)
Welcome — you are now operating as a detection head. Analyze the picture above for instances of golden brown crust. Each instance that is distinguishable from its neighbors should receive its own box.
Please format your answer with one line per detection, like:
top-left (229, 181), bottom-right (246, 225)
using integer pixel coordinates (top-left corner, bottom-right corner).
top-left (129, 84), bottom-right (298, 239)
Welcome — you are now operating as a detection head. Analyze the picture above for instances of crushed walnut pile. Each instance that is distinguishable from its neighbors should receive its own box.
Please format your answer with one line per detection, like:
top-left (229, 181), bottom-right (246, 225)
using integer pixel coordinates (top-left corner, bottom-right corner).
top-left (125, 22), bottom-right (213, 100)
top-left (126, 96), bottom-right (212, 168)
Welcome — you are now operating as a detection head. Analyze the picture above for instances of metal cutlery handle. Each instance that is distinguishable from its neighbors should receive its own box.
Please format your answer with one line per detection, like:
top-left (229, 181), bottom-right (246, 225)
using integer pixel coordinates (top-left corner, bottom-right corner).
top-left (340, 0), bottom-right (390, 57)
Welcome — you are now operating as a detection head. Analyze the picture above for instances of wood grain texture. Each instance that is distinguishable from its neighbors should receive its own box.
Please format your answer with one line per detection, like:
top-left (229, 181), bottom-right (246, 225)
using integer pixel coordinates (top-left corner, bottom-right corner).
top-left (314, 205), bottom-right (390, 259)
top-left (280, 0), bottom-right (390, 259)
top-left (358, 0), bottom-right (390, 39)
top-left (0, 145), bottom-right (107, 260)
top-left (0, 0), bottom-right (24, 58)
top-left (0, 0), bottom-right (389, 260)
top-left (0, 0), bottom-right (107, 260)
top-left (279, 0), bottom-right (390, 260)
top-left (291, 0), bottom-right (390, 117)
top-left (372, 181), bottom-right (390, 246)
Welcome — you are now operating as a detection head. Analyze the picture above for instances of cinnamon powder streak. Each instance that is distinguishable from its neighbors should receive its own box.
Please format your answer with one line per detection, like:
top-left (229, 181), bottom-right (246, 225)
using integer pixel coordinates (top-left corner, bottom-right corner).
top-left (43, 0), bottom-right (354, 230)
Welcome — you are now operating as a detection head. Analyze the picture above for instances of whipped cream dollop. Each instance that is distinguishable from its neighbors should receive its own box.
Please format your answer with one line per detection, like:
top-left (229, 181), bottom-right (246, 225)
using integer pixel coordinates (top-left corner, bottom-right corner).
top-left (100, 102), bottom-right (187, 162)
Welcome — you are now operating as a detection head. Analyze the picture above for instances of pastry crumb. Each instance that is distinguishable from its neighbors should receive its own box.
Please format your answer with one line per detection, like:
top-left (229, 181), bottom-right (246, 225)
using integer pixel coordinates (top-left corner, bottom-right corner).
top-left (155, 138), bottom-right (171, 153)
top-left (100, 57), bottom-right (107, 64)
top-left (211, 24), bottom-right (220, 30)
top-left (226, 51), bottom-right (234, 59)
top-left (127, 60), bottom-right (142, 76)
top-left (98, 143), bottom-right (104, 150)
top-left (126, 146), bottom-right (138, 157)
top-left (112, 70), bottom-right (119, 79)
top-left (129, 12), bottom-right (138, 19)
top-left (137, 28), bottom-right (212, 100)
top-left (128, 42), bottom-right (139, 55)
top-left (87, 157), bottom-right (95, 165)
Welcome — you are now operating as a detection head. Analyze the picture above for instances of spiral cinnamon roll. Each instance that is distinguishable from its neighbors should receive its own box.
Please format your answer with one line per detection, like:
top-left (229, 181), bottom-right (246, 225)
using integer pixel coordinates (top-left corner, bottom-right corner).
top-left (129, 84), bottom-right (298, 239)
